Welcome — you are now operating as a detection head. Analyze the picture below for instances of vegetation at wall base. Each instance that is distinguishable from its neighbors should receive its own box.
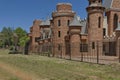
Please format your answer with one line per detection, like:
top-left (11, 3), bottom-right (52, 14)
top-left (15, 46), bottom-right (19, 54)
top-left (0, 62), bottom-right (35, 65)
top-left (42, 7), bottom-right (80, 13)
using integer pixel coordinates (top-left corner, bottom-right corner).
top-left (0, 49), bottom-right (120, 80)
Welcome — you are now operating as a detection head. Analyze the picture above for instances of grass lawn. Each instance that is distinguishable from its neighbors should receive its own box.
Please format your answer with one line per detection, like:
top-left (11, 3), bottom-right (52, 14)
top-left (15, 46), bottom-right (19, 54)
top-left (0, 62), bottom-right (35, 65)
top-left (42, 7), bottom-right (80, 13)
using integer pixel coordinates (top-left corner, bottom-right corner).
top-left (0, 49), bottom-right (120, 80)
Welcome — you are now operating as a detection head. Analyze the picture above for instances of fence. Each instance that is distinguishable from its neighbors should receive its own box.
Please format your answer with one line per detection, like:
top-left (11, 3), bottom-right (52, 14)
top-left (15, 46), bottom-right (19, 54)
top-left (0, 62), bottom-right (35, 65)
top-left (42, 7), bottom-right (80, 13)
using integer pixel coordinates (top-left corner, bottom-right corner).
top-left (30, 41), bottom-right (120, 64)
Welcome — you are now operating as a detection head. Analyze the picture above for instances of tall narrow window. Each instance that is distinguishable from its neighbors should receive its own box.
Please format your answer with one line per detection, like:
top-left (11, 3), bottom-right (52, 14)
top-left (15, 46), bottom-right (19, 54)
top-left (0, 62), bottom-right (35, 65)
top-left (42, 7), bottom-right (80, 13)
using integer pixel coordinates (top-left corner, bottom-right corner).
top-left (114, 14), bottom-right (118, 30)
top-left (103, 28), bottom-right (106, 36)
top-left (93, 0), bottom-right (95, 3)
top-left (92, 42), bottom-right (95, 49)
top-left (67, 20), bottom-right (70, 26)
top-left (87, 14), bottom-right (90, 28)
top-left (98, 17), bottom-right (101, 28)
top-left (58, 31), bottom-right (61, 37)
top-left (58, 20), bottom-right (61, 26)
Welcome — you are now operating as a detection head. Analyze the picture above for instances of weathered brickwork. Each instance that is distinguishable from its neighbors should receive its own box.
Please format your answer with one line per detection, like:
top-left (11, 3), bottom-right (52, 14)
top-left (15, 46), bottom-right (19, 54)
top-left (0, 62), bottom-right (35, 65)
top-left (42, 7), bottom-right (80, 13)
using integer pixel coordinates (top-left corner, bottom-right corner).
top-left (28, 0), bottom-right (120, 57)
top-left (52, 3), bottom-right (75, 57)
top-left (112, 0), bottom-right (120, 9)
top-left (106, 11), bottom-right (120, 36)
top-left (29, 20), bottom-right (42, 52)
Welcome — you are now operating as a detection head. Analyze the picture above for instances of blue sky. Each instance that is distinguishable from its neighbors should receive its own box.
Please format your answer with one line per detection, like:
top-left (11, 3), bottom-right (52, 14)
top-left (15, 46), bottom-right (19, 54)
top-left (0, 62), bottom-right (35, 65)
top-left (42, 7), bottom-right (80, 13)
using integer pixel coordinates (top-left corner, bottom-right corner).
top-left (0, 0), bottom-right (88, 32)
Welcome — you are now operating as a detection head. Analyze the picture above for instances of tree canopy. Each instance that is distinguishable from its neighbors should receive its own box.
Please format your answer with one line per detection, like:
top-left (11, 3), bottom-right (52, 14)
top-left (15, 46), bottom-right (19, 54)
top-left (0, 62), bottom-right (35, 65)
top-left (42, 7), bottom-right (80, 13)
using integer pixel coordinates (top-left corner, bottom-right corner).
top-left (0, 27), bottom-right (29, 48)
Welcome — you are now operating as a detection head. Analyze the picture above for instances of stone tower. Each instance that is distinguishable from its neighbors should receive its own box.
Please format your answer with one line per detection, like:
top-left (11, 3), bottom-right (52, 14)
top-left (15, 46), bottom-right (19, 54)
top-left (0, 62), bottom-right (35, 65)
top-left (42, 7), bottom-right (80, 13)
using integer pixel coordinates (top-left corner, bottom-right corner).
top-left (52, 3), bottom-right (75, 57)
top-left (69, 16), bottom-right (82, 56)
top-left (86, 0), bottom-right (105, 55)
top-left (104, 0), bottom-right (120, 36)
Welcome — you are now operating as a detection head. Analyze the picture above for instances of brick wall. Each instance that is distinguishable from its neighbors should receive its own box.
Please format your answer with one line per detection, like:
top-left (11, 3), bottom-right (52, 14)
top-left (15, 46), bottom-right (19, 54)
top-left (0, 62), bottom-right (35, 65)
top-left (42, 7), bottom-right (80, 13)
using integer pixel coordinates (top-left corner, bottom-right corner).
top-left (52, 3), bottom-right (75, 57)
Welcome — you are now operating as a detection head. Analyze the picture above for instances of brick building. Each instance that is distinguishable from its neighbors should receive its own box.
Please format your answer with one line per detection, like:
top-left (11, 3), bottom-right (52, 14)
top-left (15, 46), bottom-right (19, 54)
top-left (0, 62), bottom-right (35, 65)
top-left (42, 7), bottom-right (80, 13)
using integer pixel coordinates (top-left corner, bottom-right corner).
top-left (28, 0), bottom-right (120, 57)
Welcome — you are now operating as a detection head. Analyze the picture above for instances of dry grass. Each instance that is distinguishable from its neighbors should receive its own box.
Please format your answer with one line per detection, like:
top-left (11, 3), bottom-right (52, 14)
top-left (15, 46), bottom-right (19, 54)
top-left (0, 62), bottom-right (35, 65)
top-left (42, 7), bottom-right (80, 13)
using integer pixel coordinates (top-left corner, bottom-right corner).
top-left (0, 49), bottom-right (120, 80)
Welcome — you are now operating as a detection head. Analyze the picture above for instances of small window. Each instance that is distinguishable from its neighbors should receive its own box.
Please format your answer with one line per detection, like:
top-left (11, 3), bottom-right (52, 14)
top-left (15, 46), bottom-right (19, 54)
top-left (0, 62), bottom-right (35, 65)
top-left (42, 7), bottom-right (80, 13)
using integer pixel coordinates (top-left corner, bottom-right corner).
top-left (58, 20), bottom-right (61, 26)
top-left (114, 14), bottom-right (118, 30)
top-left (103, 28), bottom-right (106, 36)
top-left (58, 31), bottom-right (61, 37)
top-left (99, 0), bottom-right (101, 3)
top-left (93, 0), bottom-right (95, 3)
top-left (67, 20), bottom-right (70, 26)
top-left (88, 15), bottom-right (90, 28)
top-left (92, 42), bottom-right (95, 49)
top-left (67, 31), bottom-right (69, 34)
top-left (98, 17), bottom-right (101, 28)
top-left (80, 44), bottom-right (88, 52)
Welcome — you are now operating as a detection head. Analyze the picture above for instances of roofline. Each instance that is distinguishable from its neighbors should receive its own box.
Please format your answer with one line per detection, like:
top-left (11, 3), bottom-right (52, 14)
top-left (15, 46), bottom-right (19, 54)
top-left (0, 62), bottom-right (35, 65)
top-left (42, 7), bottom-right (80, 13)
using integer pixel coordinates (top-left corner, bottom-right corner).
top-left (110, 0), bottom-right (113, 8)
top-left (57, 3), bottom-right (72, 6)
top-left (105, 8), bottom-right (120, 12)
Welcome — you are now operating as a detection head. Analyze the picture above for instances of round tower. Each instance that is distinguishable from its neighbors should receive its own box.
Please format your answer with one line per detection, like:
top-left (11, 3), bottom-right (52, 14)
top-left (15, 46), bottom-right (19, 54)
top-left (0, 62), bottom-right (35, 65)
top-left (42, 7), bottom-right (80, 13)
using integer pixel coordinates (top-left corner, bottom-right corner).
top-left (86, 0), bottom-right (105, 55)
top-left (52, 3), bottom-right (75, 57)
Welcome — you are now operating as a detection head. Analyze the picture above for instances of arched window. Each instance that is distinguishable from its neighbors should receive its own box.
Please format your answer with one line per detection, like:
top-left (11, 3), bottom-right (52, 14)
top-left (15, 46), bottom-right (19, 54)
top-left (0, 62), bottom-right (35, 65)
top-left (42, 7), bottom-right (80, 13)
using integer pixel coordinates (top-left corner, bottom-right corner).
top-left (114, 14), bottom-right (118, 30)
top-left (98, 17), bottom-right (101, 28)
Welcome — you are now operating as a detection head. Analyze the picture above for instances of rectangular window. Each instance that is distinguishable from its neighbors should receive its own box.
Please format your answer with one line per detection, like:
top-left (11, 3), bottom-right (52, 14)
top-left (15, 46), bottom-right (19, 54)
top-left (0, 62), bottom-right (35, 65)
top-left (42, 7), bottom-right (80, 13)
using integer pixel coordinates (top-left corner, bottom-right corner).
top-left (87, 15), bottom-right (90, 28)
top-left (98, 17), bottom-right (101, 28)
top-left (103, 28), bottom-right (106, 36)
top-left (58, 31), bottom-right (61, 37)
top-left (92, 42), bottom-right (95, 49)
top-left (58, 20), bottom-right (61, 26)
top-left (80, 44), bottom-right (88, 52)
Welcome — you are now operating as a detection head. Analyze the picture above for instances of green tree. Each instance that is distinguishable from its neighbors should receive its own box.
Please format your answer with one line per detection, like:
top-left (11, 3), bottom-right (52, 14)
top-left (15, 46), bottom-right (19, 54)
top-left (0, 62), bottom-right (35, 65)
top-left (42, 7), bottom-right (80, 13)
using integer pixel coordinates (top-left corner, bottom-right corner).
top-left (0, 33), bottom-right (4, 47)
top-left (14, 27), bottom-right (29, 47)
top-left (1, 27), bottom-right (13, 47)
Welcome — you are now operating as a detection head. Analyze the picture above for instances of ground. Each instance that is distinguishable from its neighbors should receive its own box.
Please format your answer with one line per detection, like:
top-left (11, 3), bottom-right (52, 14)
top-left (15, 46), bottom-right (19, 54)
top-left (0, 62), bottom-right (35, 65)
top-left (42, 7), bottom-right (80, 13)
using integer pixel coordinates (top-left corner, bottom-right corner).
top-left (0, 49), bottom-right (120, 80)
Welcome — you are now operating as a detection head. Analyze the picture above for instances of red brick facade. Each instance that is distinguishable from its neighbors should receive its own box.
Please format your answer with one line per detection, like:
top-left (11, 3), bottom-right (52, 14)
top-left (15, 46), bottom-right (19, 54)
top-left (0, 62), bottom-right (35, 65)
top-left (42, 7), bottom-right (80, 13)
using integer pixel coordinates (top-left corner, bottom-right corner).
top-left (52, 3), bottom-right (75, 57)
top-left (28, 0), bottom-right (120, 57)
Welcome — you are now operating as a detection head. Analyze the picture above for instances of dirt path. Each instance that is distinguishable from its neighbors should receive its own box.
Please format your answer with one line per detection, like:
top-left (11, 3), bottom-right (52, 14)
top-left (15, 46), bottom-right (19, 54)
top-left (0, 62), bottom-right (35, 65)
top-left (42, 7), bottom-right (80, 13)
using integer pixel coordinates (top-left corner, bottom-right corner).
top-left (0, 62), bottom-right (39, 80)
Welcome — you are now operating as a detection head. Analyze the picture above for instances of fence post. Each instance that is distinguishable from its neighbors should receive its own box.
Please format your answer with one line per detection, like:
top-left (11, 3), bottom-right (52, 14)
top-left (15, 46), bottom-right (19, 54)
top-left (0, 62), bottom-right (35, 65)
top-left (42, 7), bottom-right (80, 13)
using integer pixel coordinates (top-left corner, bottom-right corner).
top-left (81, 44), bottom-right (83, 62)
top-left (69, 43), bottom-right (71, 60)
top-left (97, 41), bottom-right (99, 64)
top-left (119, 38), bottom-right (120, 63)
top-left (61, 44), bottom-right (62, 59)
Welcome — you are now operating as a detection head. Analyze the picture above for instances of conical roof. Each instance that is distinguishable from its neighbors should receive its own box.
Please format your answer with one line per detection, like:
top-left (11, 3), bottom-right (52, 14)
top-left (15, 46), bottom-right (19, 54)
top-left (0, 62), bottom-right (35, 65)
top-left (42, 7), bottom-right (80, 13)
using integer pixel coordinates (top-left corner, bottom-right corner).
top-left (69, 15), bottom-right (82, 27)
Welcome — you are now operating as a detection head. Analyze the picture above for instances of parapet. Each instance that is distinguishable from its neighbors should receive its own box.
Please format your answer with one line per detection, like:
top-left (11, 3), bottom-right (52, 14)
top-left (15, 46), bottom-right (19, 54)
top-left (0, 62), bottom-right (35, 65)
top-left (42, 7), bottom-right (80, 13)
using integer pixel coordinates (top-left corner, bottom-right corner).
top-left (57, 3), bottom-right (72, 12)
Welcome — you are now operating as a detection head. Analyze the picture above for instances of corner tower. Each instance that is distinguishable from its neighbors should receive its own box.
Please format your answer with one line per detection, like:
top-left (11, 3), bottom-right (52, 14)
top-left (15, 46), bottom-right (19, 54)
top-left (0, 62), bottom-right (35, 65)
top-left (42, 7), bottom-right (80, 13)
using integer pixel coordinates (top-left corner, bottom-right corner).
top-left (86, 0), bottom-right (105, 55)
top-left (104, 0), bottom-right (120, 36)
top-left (52, 3), bottom-right (75, 57)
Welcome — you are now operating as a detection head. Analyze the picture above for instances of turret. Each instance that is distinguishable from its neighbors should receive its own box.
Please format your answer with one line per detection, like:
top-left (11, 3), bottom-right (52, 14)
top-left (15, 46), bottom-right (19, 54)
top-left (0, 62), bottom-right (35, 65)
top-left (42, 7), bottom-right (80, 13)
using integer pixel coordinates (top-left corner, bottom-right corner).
top-left (52, 3), bottom-right (75, 57)
top-left (86, 0), bottom-right (105, 55)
